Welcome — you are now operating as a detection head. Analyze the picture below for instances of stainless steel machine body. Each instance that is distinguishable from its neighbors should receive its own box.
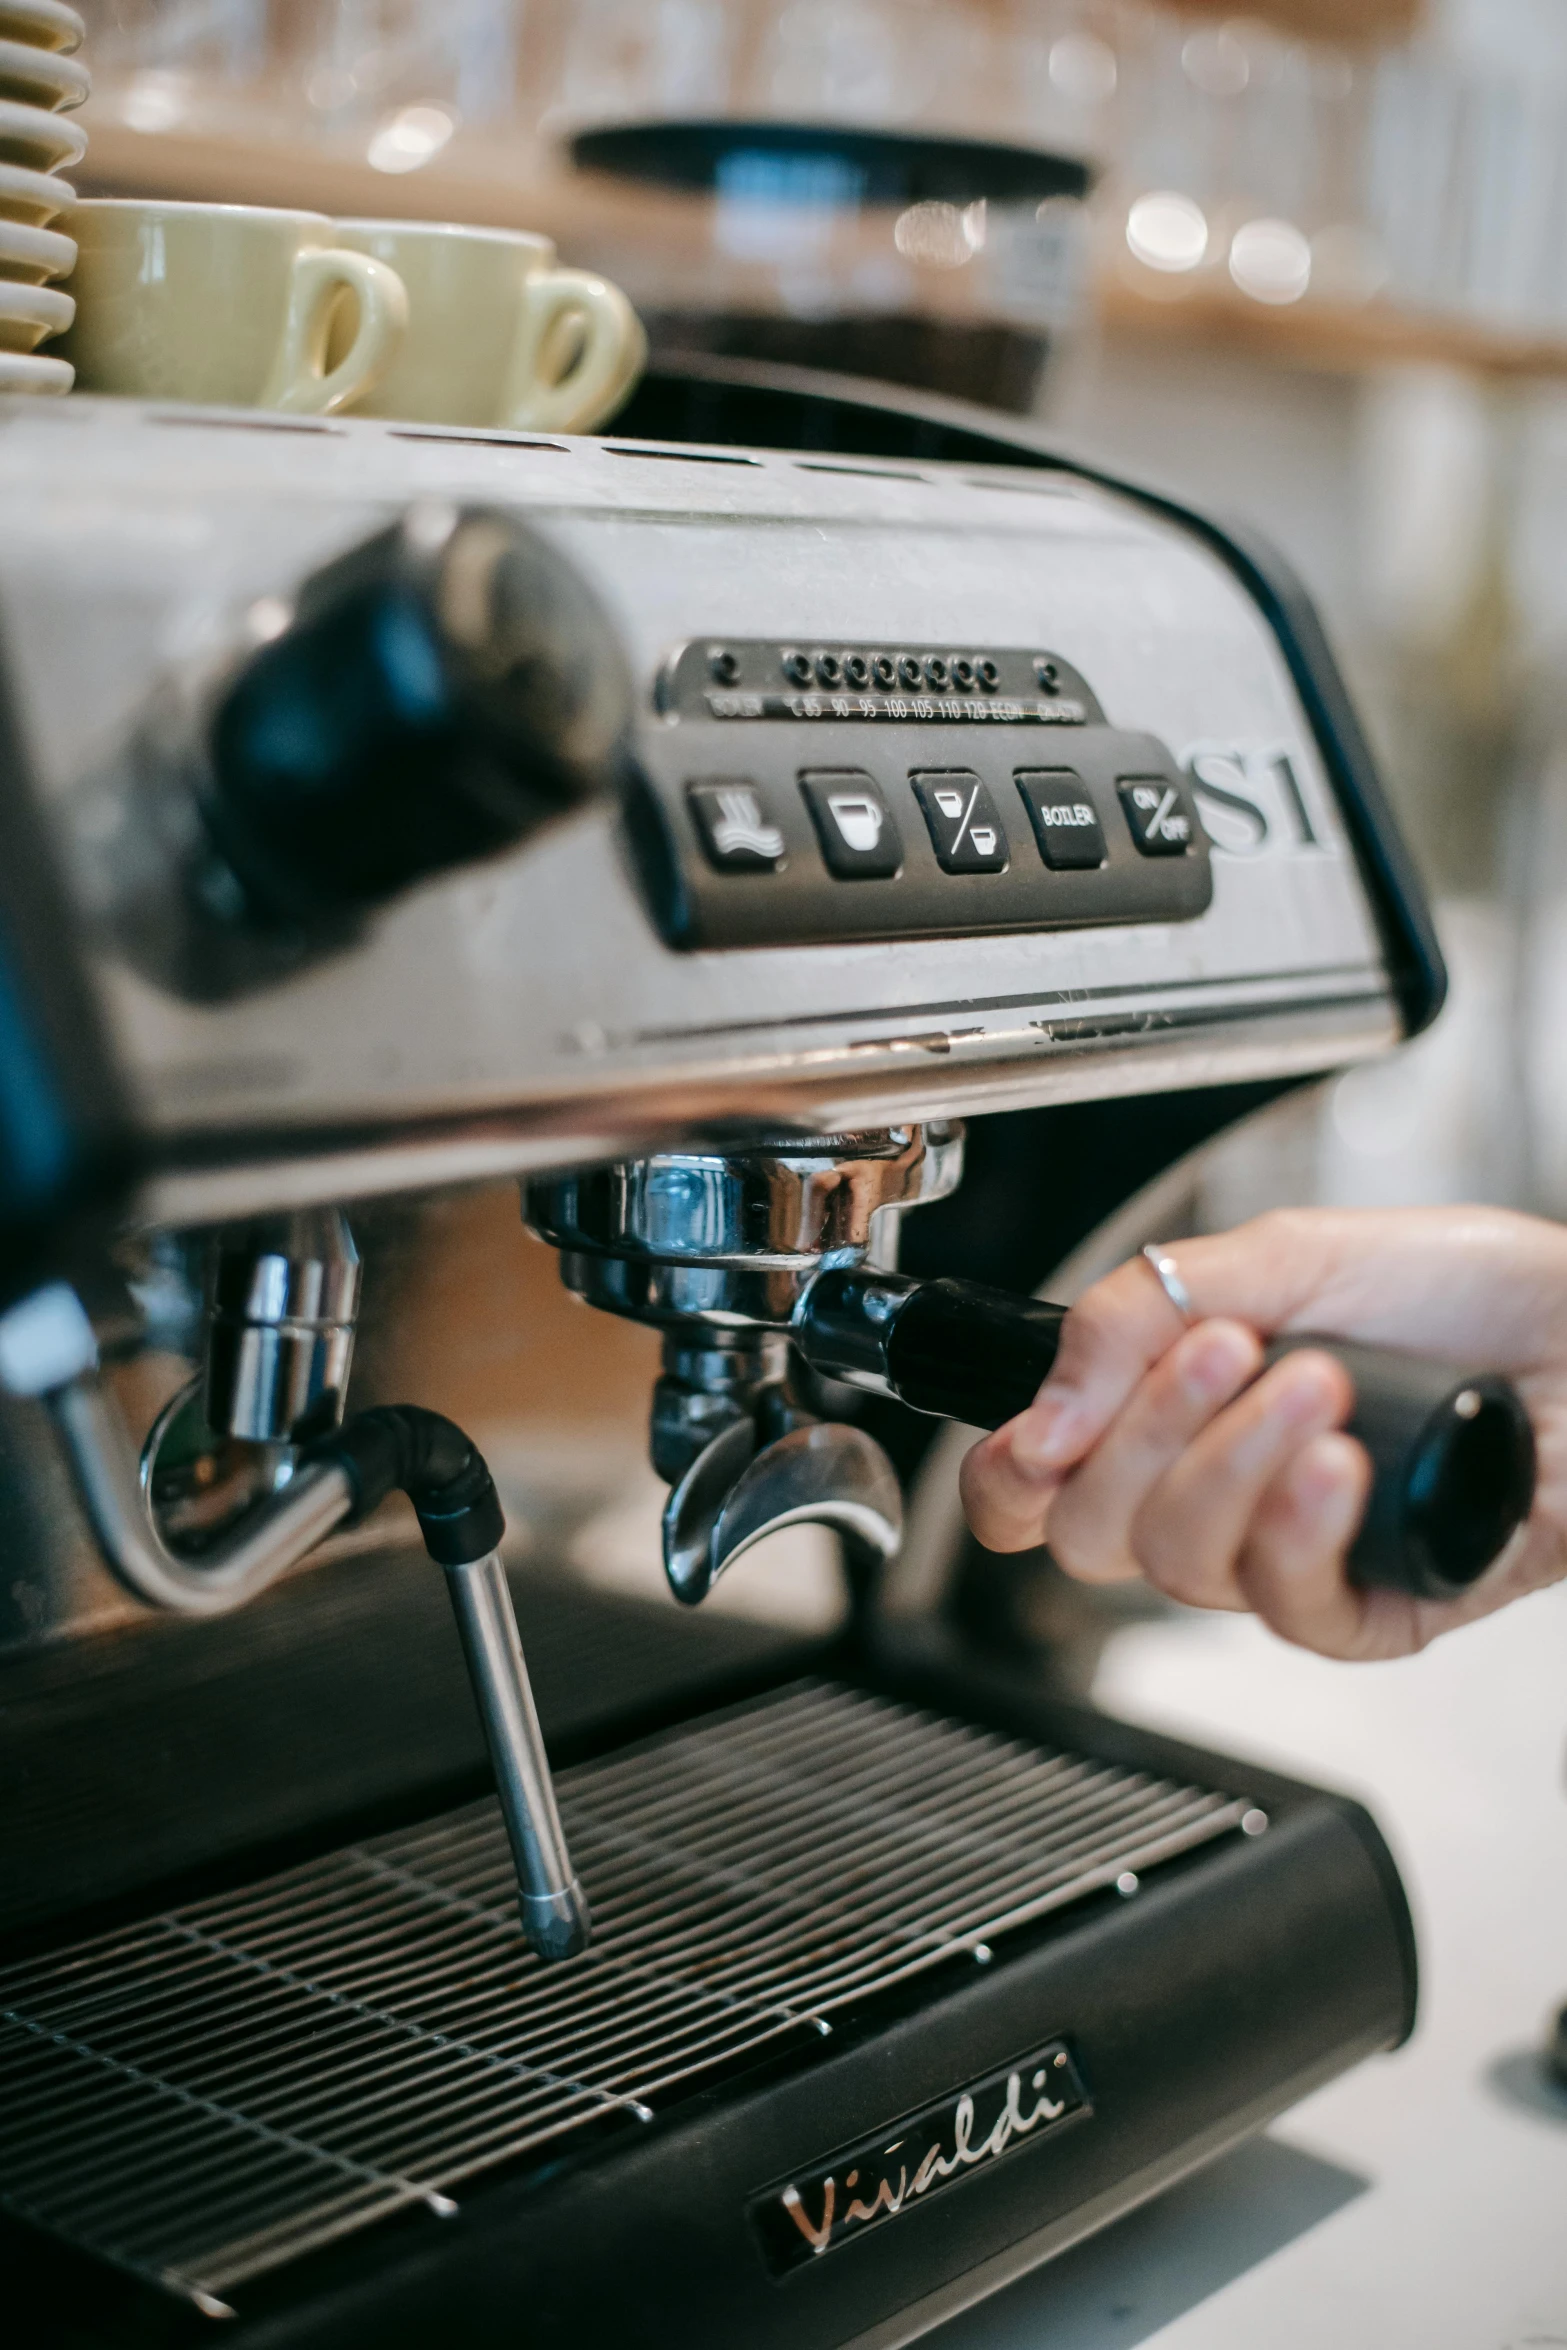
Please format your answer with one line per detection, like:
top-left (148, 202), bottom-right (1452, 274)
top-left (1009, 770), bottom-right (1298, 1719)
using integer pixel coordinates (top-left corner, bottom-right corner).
top-left (0, 383), bottom-right (1429, 2350)
top-left (0, 395), bottom-right (1405, 1229)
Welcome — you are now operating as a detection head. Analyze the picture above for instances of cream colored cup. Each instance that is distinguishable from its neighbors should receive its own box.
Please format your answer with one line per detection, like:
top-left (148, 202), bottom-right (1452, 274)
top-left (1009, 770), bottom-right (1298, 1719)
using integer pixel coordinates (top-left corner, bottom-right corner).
top-left (328, 219), bottom-right (645, 434)
top-left (58, 200), bottom-right (408, 413)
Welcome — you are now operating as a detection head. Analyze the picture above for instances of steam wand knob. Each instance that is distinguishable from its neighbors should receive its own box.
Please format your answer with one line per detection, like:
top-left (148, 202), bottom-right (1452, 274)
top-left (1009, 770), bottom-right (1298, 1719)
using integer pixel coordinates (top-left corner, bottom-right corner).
top-left (201, 503), bottom-right (631, 926)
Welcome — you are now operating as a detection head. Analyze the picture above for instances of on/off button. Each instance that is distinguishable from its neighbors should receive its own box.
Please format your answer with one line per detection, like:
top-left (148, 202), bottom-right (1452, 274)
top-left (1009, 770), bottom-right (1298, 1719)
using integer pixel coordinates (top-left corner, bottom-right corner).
top-left (1016, 771), bottom-right (1108, 871)
top-left (1118, 776), bottom-right (1196, 856)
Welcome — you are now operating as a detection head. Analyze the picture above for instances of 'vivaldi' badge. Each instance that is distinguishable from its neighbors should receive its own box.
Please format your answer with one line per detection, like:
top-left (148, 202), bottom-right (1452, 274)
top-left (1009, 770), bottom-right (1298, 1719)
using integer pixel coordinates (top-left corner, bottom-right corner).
top-left (749, 2041), bottom-right (1091, 2276)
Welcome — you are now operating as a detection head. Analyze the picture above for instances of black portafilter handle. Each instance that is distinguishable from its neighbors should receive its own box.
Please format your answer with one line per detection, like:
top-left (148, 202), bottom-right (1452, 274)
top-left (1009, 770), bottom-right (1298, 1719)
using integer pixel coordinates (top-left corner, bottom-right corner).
top-left (796, 1272), bottom-right (1536, 1602)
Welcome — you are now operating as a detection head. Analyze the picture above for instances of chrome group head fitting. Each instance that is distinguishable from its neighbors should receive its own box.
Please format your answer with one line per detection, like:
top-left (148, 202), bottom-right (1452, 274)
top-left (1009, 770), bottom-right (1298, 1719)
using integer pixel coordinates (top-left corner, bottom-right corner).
top-left (525, 1124), bottom-right (964, 1330)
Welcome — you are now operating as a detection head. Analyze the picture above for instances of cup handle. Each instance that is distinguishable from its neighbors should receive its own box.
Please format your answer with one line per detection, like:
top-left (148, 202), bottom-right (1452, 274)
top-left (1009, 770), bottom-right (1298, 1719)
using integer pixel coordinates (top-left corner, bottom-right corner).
top-left (504, 268), bottom-right (646, 434)
top-left (265, 247), bottom-right (409, 416)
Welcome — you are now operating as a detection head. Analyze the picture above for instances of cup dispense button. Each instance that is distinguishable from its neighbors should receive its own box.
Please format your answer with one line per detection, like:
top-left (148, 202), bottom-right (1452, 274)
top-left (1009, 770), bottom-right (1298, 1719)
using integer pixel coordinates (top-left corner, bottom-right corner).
top-left (911, 772), bottom-right (1009, 873)
top-left (687, 781), bottom-right (788, 873)
top-left (800, 771), bottom-right (903, 879)
top-left (1016, 771), bottom-right (1108, 870)
top-left (1118, 777), bottom-right (1195, 857)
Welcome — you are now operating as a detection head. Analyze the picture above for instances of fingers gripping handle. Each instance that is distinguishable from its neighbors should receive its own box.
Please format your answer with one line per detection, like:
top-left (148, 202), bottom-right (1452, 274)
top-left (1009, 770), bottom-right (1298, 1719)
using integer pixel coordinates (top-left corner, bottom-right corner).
top-left (1261, 1337), bottom-right (1535, 1602)
top-left (797, 1274), bottom-right (1536, 1601)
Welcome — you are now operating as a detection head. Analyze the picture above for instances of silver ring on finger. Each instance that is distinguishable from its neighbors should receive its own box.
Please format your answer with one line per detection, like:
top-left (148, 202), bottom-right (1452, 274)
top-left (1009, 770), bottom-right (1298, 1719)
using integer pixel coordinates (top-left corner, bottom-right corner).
top-left (1141, 1244), bottom-right (1195, 1325)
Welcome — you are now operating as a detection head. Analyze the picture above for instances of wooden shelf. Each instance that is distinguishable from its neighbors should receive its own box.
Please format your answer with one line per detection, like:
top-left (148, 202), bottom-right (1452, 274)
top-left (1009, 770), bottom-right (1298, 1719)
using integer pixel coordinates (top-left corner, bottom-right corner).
top-left (1147, 0), bottom-right (1421, 42)
top-left (76, 115), bottom-right (635, 253)
top-left (1099, 272), bottom-right (1567, 384)
top-left (78, 109), bottom-right (1567, 391)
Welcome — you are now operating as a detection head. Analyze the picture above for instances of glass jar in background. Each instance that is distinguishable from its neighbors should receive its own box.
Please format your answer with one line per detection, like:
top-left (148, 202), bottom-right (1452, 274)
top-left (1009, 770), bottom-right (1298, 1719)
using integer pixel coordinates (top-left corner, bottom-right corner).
top-left (567, 115), bottom-right (1094, 411)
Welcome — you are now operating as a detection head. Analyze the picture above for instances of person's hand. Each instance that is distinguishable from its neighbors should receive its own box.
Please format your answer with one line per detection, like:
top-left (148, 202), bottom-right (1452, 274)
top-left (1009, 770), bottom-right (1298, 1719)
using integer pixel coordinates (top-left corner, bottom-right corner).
top-left (958, 1206), bottom-right (1567, 1660)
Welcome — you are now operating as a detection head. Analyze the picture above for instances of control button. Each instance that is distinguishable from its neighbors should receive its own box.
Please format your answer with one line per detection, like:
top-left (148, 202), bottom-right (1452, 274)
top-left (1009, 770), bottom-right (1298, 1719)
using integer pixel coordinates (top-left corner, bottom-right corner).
top-left (782, 649), bottom-right (813, 685)
top-left (898, 654), bottom-right (923, 688)
top-left (977, 658), bottom-right (1000, 691)
top-left (911, 771), bottom-right (1009, 873)
top-left (951, 656), bottom-right (976, 690)
top-left (924, 655), bottom-right (950, 690)
top-left (688, 781), bottom-right (788, 873)
top-left (1016, 771), bottom-right (1108, 870)
top-left (1119, 776), bottom-right (1196, 857)
top-left (708, 645), bottom-right (742, 685)
top-left (814, 649), bottom-right (843, 686)
top-left (800, 771), bottom-right (902, 879)
top-left (844, 651), bottom-right (871, 688)
top-left (872, 654), bottom-right (897, 688)
top-left (1034, 657), bottom-right (1062, 694)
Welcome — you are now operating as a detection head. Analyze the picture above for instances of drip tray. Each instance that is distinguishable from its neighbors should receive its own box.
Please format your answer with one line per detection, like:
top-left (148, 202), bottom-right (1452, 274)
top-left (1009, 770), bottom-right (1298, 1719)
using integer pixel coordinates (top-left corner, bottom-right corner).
top-left (0, 1680), bottom-right (1252, 2314)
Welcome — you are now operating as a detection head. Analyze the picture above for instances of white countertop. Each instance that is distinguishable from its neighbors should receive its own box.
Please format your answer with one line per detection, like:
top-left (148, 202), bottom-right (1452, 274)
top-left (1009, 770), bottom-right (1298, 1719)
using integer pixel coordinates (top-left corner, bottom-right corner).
top-left (934, 1580), bottom-right (1567, 2349)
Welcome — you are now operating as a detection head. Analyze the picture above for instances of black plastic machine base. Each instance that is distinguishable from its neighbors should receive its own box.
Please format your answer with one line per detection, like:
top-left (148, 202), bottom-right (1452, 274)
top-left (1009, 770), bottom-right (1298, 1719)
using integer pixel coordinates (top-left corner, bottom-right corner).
top-left (3, 1586), bottom-right (1416, 2350)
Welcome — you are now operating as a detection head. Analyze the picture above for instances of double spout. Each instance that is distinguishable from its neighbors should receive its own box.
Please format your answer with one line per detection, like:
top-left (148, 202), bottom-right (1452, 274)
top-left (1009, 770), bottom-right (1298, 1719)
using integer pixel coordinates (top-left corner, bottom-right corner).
top-left (527, 1127), bottom-right (966, 1607)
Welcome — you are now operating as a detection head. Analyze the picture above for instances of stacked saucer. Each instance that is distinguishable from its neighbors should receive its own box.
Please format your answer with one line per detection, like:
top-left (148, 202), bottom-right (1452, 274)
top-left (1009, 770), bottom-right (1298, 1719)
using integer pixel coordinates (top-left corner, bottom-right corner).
top-left (0, 0), bottom-right (87, 395)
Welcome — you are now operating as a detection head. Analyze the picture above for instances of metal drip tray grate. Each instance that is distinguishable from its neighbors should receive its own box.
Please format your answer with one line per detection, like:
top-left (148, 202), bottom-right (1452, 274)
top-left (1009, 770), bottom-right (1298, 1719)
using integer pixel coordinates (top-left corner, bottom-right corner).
top-left (0, 1680), bottom-right (1251, 2311)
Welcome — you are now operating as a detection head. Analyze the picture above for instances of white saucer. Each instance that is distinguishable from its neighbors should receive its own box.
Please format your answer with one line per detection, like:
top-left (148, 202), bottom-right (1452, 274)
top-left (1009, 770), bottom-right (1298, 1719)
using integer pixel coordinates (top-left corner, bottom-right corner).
top-left (0, 0), bottom-right (83, 54)
top-left (0, 93), bottom-right (86, 171)
top-left (0, 36), bottom-right (88, 110)
top-left (0, 273), bottom-right (71, 348)
top-left (0, 346), bottom-right (69, 391)
top-left (0, 158), bottom-right (72, 222)
top-left (0, 210), bottom-right (71, 279)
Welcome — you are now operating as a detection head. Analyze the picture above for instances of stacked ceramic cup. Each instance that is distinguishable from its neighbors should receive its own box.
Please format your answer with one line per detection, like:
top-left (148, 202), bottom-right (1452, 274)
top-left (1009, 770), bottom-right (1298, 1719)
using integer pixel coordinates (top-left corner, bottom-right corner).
top-left (0, 0), bottom-right (87, 396)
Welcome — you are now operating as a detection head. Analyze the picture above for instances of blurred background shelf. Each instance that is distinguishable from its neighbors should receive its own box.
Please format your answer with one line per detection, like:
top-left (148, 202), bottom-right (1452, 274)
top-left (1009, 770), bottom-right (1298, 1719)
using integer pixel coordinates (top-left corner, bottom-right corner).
top-left (77, 110), bottom-right (1567, 392)
top-left (1099, 270), bottom-right (1567, 381)
top-left (1158, 0), bottom-right (1421, 39)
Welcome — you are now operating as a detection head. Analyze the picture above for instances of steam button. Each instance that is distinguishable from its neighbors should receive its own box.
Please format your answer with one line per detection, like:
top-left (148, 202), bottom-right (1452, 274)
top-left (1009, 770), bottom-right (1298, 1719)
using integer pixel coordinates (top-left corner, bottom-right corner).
top-left (800, 771), bottom-right (903, 879)
top-left (1118, 776), bottom-right (1195, 857)
top-left (912, 771), bottom-right (1009, 873)
top-left (688, 781), bottom-right (788, 873)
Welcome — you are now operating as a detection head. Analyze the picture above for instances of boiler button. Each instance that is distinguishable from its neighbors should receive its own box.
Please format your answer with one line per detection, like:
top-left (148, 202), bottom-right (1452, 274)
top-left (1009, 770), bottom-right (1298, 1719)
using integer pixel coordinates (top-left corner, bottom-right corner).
top-left (687, 781), bottom-right (788, 873)
top-left (1016, 771), bottom-right (1108, 871)
top-left (911, 772), bottom-right (1009, 873)
top-left (800, 771), bottom-right (902, 879)
top-left (1118, 776), bottom-right (1196, 857)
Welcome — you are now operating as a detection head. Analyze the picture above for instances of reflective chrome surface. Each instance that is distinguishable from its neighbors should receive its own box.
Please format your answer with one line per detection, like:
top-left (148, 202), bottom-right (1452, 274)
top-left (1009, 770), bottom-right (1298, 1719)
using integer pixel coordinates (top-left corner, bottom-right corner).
top-left (443, 1549), bottom-right (591, 1959)
top-left (0, 399), bottom-right (1401, 1221)
top-left (527, 1126), bottom-right (963, 1271)
top-left (664, 1420), bottom-right (903, 1606)
top-left (203, 1209), bottom-right (361, 1442)
top-left (51, 1373), bottom-right (356, 1618)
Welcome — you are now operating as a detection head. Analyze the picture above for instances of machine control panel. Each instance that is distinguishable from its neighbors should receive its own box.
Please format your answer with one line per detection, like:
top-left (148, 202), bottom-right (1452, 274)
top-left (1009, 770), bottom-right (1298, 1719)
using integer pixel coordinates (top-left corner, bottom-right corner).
top-left (638, 640), bottom-right (1212, 949)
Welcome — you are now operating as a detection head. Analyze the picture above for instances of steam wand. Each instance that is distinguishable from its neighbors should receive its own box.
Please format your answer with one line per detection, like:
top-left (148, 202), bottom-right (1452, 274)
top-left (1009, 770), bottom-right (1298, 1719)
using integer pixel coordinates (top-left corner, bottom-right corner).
top-left (0, 1282), bottom-right (589, 1961)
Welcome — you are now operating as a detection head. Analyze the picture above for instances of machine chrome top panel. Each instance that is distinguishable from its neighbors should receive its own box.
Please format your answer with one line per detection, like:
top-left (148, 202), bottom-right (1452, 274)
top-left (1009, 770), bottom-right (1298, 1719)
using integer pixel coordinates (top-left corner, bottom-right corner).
top-left (0, 397), bottom-right (1402, 1222)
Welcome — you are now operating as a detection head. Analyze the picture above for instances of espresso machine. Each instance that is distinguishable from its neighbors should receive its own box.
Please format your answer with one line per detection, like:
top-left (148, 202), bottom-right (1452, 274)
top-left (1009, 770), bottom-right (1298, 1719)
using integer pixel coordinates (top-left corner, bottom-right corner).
top-left (0, 372), bottom-right (1531, 2347)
